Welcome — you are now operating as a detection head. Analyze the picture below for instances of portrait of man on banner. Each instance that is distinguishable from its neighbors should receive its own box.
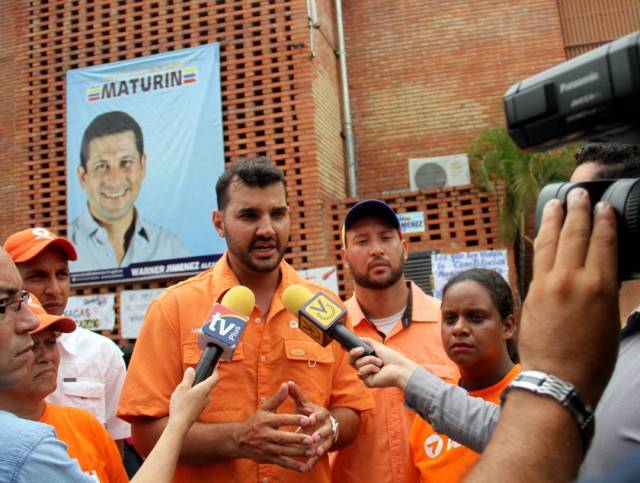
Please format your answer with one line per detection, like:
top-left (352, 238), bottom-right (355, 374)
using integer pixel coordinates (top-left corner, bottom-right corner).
top-left (69, 110), bottom-right (189, 271)
top-left (66, 43), bottom-right (226, 284)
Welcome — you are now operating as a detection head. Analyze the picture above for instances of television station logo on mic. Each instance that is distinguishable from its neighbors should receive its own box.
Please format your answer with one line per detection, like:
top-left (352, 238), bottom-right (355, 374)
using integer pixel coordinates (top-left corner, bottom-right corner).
top-left (198, 304), bottom-right (248, 351)
top-left (299, 293), bottom-right (346, 346)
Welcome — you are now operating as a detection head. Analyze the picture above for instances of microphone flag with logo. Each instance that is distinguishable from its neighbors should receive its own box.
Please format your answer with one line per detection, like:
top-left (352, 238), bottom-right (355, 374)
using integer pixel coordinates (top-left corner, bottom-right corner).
top-left (194, 285), bottom-right (255, 385)
top-left (282, 284), bottom-right (374, 357)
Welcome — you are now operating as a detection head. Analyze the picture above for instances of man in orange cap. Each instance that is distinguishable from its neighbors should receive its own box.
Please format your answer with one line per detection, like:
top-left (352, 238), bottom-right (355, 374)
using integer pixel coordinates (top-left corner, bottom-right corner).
top-left (3, 228), bottom-right (130, 446)
top-left (0, 295), bottom-right (129, 482)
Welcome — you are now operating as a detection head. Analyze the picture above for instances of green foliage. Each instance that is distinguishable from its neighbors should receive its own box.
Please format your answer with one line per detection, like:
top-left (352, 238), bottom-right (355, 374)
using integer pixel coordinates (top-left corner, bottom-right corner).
top-left (470, 126), bottom-right (576, 245)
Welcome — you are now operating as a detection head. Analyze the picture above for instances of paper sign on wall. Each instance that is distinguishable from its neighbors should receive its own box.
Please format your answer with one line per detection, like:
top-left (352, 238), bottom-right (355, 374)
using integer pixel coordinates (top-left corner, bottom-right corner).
top-left (431, 249), bottom-right (509, 299)
top-left (64, 294), bottom-right (116, 331)
top-left (120, 288), bottom-right (164, 339)
top-left (398, 212), bottom-right (425, 234)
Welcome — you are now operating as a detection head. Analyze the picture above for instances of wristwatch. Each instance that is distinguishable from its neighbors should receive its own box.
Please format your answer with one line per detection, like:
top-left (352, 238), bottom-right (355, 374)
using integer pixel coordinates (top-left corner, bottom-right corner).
top-left (501, 370), bottom-right (595, 452)
top-left (329, 415), bottom-right (340, 445)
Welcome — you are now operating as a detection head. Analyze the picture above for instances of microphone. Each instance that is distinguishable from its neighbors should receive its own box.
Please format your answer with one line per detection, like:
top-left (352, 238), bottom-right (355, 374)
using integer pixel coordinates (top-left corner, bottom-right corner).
top-left (282, 284), bottom-right (375, 357)
top-left (194, 285), bottom-right (255, 385)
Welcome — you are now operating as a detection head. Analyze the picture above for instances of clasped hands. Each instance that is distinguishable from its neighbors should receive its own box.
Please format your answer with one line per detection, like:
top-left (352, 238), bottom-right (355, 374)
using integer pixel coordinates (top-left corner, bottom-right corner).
top-left (236, 381), bottom-right (334, 473)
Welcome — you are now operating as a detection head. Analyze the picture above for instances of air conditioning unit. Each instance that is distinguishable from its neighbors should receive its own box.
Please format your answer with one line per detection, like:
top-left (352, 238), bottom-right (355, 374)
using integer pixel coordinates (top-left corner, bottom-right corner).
top-left (408, 154), bottom-right (471, 190)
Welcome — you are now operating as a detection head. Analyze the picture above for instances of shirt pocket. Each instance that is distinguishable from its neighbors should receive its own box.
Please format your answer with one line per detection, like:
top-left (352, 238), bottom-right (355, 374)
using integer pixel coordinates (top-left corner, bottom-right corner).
top-left (182, 340), bottom-right (245, 367)
top-left (59, 380), bottom-right (107, 424)
top-left (282, 338), bottom-right (335, 407)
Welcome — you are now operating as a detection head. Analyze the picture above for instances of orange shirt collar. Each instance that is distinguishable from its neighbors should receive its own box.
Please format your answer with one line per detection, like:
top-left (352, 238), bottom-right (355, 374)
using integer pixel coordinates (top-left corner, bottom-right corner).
top-left (348, 281), bottom-right (441, 328)
top-left (211, 251), bottom-right (293, 317)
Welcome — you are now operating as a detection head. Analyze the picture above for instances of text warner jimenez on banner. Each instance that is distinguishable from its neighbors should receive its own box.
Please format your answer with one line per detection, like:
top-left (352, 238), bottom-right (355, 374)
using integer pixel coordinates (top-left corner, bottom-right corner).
top-left (66, 44), bottom-right (225, 284)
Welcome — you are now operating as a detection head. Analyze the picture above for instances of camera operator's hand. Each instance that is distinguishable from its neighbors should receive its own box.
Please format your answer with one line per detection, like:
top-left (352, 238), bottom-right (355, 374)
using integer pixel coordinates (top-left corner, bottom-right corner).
top-left (466, 188), bottom-right (620, 483)
top-left (519, 188), bottom-right (619, 406)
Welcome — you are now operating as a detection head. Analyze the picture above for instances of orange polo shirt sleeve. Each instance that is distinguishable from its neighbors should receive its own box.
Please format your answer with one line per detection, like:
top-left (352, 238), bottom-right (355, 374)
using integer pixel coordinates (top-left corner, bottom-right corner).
top-left (118, 288), bottom-right (186, 419)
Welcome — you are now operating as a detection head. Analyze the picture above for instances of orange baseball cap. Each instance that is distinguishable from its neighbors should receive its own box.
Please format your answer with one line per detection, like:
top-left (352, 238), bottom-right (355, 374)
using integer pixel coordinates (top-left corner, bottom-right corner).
top-left (4, 227), bottom-right (77, 263)
top-left (26, 294), bottom-right (76, 335)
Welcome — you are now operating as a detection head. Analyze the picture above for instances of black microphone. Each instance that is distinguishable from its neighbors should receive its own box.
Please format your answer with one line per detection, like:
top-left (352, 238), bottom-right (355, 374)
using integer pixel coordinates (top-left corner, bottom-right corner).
top-left (282, 284), bottom-right (375, 357)
top-left (194, 285), bottom-right (254, 385)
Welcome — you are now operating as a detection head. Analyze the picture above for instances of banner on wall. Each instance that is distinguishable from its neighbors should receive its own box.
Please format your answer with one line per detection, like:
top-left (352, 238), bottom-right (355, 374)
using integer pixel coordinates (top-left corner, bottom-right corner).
top-left (64, 294), bottom-right (116, 331)
top-left (66, 44), bottom-right (225, 285)
top-left (398, 212), bottom-right (425, 234)
top-left (120, 289), bottom-right (164, 339)
top-left (431, 249), bottom-right (509, 299)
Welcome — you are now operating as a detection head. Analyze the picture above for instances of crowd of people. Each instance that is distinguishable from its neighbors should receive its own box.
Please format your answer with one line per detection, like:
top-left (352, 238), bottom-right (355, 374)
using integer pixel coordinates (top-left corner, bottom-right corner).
top-left (0, 142), bottom-right (639, 482)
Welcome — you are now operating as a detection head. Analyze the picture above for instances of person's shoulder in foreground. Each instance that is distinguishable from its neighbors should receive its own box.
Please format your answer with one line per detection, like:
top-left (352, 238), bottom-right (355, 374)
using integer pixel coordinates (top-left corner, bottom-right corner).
top-left (0, 410), bottom-right (93, 483)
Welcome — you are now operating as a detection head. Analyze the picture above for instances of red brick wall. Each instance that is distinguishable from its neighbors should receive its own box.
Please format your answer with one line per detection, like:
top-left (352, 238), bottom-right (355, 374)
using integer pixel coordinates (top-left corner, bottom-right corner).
top-left (0, 1), bottom-right (30, 232)
top-left (342, 0), bottom-right (567, 198)
top-left (4, 0), bottom-right (634, 339)
top-left (0, 0), bottom-right (335, 341)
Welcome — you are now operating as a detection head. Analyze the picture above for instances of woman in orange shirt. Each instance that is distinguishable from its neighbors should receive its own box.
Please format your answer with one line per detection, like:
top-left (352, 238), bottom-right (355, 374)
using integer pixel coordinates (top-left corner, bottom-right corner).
top-left (407, 268), bottom-right (520, 483)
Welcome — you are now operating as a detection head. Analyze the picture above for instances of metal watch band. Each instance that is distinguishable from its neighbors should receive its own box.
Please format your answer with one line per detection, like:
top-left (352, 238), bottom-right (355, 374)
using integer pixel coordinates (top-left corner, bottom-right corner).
top-left (501, 370), bottom-right (595, 452)
top-left (329, 415), bottom-right (340, 445)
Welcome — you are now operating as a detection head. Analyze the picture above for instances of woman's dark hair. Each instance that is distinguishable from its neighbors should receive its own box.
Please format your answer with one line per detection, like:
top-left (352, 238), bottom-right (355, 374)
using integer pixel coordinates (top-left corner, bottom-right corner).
top-left (441, 268), bottom-right (519, 362)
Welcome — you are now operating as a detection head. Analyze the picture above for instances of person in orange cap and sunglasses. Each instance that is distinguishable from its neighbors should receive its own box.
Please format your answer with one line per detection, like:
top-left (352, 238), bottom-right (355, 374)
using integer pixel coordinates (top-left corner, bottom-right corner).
top-left (3, 227), bottom-right (131, 448)
top-left (0, 295), bottom-right (129, 482)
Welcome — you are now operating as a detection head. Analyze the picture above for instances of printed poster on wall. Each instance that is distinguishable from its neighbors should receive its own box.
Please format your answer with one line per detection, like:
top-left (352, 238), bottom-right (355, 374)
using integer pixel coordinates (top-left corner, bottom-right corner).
top-left (66, 44), bottom-right (225, 284)
top-left (64, 294), bottom-right (116, 331)
top-left (431, 249), bottom-right (509, 300)
top-left (397, 212), bottom-right (425, 234)
top-left (120, 289), bottom-right (164, 339)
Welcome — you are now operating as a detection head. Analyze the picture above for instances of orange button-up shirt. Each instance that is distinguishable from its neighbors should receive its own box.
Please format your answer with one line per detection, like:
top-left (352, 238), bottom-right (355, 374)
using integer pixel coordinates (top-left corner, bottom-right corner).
top-left (118, 253), bottom-right (374, 483)
top-left (331, 282), bottom-right (459, 483)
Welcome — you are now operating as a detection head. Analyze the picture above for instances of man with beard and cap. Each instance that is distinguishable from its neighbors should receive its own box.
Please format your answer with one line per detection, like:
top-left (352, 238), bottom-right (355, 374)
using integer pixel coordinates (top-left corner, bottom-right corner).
top-left (119, 158), bottom-right (374, 483)
top-left (331, 200), bottom-right (458, 483)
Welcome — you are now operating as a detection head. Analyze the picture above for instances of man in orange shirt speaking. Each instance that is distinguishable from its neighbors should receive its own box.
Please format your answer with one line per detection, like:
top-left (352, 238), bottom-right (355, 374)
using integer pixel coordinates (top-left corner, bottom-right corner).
top-left (118, 159), bottom-right (374, 483)
top-left (331, 200), bottom-right (458, 483)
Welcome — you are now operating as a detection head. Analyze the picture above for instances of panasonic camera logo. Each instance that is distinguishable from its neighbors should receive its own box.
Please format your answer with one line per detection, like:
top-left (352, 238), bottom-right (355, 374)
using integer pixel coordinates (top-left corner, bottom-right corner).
top-left (559, 72), bottom-right (600, 93)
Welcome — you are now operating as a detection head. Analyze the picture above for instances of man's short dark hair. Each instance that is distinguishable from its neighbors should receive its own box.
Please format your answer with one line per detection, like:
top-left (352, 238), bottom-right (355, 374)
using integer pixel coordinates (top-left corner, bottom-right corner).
top-left (575, 142), bottom-right (640, 179)
top-left (215, 158), bottom-right (286, 210)
top-left (80, 111), bottom-right (144, 169)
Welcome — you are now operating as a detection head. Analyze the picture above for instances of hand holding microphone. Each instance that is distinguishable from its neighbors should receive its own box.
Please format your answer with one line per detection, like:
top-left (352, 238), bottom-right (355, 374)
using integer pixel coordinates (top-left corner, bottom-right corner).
top-left (282, 284), bottom-right (375, 357)
top-left (349, 338), bottom-right (418, 390)
top-left (194, 285), bottom-right (255, 385)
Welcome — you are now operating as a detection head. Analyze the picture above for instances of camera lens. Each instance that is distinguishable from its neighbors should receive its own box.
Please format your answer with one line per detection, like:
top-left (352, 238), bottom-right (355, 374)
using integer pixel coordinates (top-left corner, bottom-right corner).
top-left (536, 179), bottom-right (640, 280)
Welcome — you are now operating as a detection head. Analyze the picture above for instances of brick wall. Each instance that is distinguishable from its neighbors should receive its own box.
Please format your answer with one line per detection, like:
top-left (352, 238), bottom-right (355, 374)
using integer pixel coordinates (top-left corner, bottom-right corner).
top-left (0, 1), bottom-right (29, 233)
top-left (0, 0), bottom-right (337, 341)
top-left (342, 0), bottom-right (568, 199)
top-left (3, 1), bottom-right (635, 340)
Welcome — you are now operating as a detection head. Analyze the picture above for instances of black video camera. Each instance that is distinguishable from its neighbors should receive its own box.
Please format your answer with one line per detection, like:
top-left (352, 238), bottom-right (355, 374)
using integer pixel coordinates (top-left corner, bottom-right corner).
top-left (504, 31), bottom-right (640, 280)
